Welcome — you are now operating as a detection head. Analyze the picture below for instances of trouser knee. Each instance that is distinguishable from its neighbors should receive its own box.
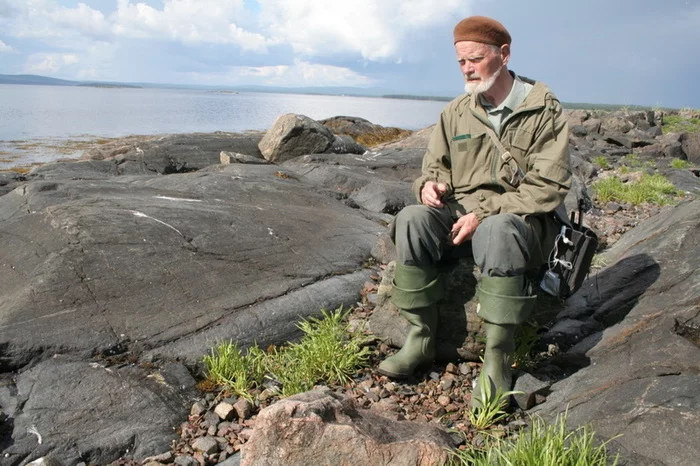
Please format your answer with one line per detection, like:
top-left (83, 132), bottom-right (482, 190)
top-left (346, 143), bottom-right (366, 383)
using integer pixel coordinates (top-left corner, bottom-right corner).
top-left (472, 213), bottom-right (534, 277)
top-left (394, 205), bottom-right (452, 266)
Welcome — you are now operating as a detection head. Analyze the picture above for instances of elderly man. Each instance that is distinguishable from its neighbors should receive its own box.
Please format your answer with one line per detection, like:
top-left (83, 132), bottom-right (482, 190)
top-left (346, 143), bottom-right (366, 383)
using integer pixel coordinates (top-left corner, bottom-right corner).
top-left (377, 16), bottom-right (571, 407)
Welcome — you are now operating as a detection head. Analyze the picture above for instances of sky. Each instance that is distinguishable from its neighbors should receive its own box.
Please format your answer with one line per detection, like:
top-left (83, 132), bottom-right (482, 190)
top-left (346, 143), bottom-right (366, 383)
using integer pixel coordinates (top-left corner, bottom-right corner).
top-left (0, 0), bottom-right (699, 109)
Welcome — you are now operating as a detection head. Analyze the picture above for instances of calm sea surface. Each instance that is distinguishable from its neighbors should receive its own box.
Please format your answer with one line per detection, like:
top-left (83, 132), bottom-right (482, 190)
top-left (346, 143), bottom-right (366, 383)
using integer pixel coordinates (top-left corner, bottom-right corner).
top-left (0, 84), bottom-right (448, 169)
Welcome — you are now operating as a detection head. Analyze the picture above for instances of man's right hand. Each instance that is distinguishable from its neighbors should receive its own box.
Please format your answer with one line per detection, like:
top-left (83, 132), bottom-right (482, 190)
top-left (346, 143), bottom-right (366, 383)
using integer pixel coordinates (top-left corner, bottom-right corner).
top-left (420, 181), bottom-right (448, 208)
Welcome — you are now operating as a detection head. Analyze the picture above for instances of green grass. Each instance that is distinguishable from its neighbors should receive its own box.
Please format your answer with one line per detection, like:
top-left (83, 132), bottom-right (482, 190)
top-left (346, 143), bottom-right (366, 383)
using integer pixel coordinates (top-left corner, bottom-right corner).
top-left (592, 173), bottom-right (681, 205)
top-left (592, 156), bottom-right (609, 170)
top-left (469, 375), bottom-right (522, 430)
top-left (448, 411), bottom-right (620, 466)
top-left (662, 114), bottom-right (700, 134)
top-left (670, 158), bottom-right (692, 169)
top-left (203, 306), bottom-right (372, 399)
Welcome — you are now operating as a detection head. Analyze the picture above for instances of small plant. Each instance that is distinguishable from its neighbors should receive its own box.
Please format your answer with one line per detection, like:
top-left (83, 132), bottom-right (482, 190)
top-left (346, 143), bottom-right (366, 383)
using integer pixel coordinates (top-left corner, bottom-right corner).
top-left (592, 173), bottom-right (681, 205)
top-left (670, 158), bottom-right (691, 169)
top-left (620, 153), bottom-right (641, 169)
top-left (590, 254), bottom-right (609, 270)
top-left (513, 323), bottom-right (539, 369)
top-left (468, 374), bottom-right (521, 430)
top-left (202, 306), bottom-right (372, 400)
top-left (592, 155), bottom-right (609, 170)
top-left (449, 411), bottom-right (620, 466)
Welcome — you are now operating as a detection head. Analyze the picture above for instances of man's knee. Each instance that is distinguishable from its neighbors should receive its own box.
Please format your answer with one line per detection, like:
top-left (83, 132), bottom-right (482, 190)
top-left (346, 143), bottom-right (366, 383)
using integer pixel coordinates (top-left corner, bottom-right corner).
top-left (475, 213), bottom-right (524, 241)
top-left (395, 204), bottom-right (436, 230)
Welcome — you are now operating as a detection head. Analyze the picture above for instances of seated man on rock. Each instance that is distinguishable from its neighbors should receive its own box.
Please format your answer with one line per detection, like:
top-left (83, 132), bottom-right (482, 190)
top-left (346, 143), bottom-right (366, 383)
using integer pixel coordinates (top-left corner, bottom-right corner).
top-left (377, 15), bottom-right (571, 408)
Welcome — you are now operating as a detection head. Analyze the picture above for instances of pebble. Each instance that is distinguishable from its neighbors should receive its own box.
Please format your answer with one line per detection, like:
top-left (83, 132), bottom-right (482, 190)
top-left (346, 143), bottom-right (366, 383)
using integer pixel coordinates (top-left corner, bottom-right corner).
top-left (234, 398), bottom-right (253, 420)
top-left (214, 401), bottom-right (236, 421)
top-left (192, 436), bottom-right (219, 455)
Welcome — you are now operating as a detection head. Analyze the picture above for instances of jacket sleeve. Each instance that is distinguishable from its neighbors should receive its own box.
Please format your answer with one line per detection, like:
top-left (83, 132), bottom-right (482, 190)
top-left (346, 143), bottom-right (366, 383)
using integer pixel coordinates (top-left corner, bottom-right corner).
top-left (412, 111), bottom-right (454, 203)
top-left (472, 97), bottom-right (571, 221)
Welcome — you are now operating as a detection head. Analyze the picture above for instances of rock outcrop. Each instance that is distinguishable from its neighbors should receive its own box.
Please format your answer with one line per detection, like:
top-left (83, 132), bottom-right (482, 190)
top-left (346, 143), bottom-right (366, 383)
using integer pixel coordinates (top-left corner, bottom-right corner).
top-left (0, 109), bottom-right (698, 465)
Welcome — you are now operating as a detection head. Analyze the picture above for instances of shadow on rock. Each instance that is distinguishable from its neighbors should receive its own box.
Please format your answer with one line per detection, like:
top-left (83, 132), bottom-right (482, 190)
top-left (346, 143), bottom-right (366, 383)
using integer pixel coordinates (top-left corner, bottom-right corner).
top-left (538, 253), bottom-right (660, 377)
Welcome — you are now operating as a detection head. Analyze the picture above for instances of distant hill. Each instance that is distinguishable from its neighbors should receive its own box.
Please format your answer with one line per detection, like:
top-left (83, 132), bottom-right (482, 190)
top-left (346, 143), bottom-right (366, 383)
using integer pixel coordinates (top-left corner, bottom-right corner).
top-left (0, 74), bottom-right (670, 110)
top-left (0, 74), bottom-right (78, 86)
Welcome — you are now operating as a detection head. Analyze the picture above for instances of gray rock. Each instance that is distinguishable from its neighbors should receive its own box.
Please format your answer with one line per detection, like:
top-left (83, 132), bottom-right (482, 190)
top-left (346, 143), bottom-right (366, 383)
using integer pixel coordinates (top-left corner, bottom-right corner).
top-left (192, 436), bottom-right (219, 455)
top-left (219, 151), bottom-right (268, 165)
top-left (241, 387), bottom-right (456, 466)
top-left (328, 134), bottom-right (366, 154)
top-left (2, 357), bottom-right (190, 465)
top-left (0, 163), bottom-right (382, 369)
top-left (512, 373), bottom-right (550, 410)
top-left (532, 200), bottom-right (700, 466)
top-left (681, 132), bottom-right (700, 164)
top-left (349, 179), bottom-right (415, 214)
top-left (258, 114), bottom-right (335, 162)
top-left (174, 455), bottom-right (200, 466)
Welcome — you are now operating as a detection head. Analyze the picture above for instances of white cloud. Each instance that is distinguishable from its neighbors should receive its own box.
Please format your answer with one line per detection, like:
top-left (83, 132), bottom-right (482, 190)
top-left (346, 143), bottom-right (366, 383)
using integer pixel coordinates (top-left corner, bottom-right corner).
top-left (25, 52), bottom-right (79, 73)
top-left (257, 0), bottom-right (470, 61)
top-left (112, 0), bottom-right (271, 51)
top-left (49, 2), bottom-right (111, 40)
top-left (0, 39), bottom-right (16, 53)
top-left (183, 60), bottom-right (375, 87)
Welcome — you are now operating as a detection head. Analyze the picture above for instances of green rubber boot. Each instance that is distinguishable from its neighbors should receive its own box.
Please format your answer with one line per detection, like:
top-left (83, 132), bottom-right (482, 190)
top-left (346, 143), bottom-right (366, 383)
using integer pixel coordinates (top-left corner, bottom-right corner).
top-left (377, 264), bottom-right (442, 379)
top-left (471, 276), bottom-right (536, 409)
top-left (377, 306), bottom-right (438, 379)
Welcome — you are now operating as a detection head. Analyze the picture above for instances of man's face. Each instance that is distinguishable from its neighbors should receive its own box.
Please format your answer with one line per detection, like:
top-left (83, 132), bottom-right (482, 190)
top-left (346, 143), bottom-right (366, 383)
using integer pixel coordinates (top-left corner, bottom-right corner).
top-left (455, 41), bottom-right (507, 94)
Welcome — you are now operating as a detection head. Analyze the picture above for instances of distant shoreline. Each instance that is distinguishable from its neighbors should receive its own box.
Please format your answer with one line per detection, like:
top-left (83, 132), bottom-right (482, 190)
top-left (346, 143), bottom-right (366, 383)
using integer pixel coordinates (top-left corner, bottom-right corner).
top-left (0, 73), bottom-right (680, 110)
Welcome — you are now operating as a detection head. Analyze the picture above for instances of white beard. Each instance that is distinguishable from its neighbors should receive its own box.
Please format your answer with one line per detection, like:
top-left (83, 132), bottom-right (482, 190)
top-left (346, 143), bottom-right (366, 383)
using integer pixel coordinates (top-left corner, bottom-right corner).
top-left (464, 65), bottom-right (503, 95)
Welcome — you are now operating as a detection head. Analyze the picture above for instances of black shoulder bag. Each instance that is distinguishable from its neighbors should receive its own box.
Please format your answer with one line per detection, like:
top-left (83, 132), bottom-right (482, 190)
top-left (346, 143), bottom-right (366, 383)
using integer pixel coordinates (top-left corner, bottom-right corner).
top-left (542, 202), bottom-right (599, 298)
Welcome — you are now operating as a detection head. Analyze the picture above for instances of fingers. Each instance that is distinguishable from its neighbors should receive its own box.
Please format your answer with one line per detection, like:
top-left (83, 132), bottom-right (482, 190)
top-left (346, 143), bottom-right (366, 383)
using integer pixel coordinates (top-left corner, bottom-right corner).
top-left (449, 214), bottom-right (479, 246)
top-left (421, 182), bottom-right (447, 208)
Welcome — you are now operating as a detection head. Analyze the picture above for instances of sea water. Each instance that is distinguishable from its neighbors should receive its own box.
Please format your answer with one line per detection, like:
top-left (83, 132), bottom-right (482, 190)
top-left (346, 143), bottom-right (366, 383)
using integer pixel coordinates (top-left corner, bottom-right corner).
top-left (0, 84), bottom-right (449, 169)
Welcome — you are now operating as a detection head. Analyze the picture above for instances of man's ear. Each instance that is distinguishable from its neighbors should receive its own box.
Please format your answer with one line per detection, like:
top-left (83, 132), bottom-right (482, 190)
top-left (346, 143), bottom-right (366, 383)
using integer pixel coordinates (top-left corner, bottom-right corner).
top-left (500, 44), bottom-right (511, 66)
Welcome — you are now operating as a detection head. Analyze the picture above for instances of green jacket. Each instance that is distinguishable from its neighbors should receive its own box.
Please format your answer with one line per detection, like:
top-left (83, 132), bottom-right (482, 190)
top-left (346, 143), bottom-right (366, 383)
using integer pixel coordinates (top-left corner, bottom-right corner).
top-left (413, 78), bottom-right (571, 223)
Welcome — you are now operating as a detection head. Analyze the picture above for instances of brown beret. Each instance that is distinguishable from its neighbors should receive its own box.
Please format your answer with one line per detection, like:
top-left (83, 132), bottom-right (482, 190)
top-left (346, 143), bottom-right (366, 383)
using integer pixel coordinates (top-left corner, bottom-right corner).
top-left (453, 16), bottom-right (511, 46)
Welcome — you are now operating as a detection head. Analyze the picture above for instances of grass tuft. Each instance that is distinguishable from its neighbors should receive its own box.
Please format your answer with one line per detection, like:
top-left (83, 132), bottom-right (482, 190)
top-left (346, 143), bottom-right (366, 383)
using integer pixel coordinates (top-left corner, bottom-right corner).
top-left (449, 411), bottom-right (620, 466)
top-left (592, 173), bottom-right (681, 206)
top-left (203, 306), bottom-right (371, 400)
top-left (592, 156), bottom-right (609, 170)
top-left (670, 158), bottom-right (692, 169)
top-left (468, 375), bottom-right (521, 430)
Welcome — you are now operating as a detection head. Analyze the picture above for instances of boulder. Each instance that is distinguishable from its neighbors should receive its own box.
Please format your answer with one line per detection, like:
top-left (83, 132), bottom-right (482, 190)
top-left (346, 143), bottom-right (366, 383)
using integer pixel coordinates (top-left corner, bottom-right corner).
top-left (241, 388), bottom-right (456, 466)
top-left (681, 132), bottom-right (700, 164)
top-left (258, 114), bottom-right (336, 162)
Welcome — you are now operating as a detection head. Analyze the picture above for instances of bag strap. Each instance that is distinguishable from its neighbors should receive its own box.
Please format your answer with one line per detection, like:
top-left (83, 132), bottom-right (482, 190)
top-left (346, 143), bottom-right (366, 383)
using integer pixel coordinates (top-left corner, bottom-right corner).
top-left (481, 125), bottom-right (526, 187)
top-left (482, 118), bottom-right (572, 226)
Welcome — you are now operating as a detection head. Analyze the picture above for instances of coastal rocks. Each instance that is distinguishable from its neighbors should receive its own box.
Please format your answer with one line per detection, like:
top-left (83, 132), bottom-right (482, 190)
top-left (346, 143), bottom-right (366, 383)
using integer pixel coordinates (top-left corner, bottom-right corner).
top-left (258, 114), bottom-right (365, 163)
top-left (82, 132), bottom-right (266, 175)
top-left (240, 388), bottom-right (456, 466)
top-left (1, 356), bottom-right (198, 465)
top-left (0, 163), bottom-right (383, 370)
top-left (532, 199), bottom-right (700, 466)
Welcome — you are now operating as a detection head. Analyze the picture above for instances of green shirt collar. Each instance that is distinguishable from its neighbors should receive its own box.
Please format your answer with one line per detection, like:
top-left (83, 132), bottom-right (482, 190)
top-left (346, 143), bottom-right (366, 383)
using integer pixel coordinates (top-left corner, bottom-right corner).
top-left (480, 72), bottom-right (530, 114)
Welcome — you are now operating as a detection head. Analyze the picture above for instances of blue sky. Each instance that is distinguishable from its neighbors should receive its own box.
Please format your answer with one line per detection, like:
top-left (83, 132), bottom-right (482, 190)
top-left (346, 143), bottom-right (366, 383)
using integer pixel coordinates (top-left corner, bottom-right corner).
top-left (0, 0), bottom-right (698, 108)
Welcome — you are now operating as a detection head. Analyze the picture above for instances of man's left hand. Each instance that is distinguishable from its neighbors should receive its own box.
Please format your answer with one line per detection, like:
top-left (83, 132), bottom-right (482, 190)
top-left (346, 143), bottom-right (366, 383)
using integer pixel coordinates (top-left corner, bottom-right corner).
top-left (449, 213), bottom-right (479, 245)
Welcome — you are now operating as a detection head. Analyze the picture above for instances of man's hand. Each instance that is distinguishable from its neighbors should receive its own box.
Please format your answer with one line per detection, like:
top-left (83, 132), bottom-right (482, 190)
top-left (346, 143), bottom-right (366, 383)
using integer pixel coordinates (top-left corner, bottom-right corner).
top-left (421, 181), bottom-right (448, 208)
top-left (449, 212), bottom-right (479, 245)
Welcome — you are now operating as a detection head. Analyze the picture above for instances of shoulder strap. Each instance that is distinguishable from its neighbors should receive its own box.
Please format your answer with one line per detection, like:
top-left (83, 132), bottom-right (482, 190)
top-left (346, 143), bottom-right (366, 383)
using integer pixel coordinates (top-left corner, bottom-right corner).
top-left (482, 125), bottom-right (526, 187)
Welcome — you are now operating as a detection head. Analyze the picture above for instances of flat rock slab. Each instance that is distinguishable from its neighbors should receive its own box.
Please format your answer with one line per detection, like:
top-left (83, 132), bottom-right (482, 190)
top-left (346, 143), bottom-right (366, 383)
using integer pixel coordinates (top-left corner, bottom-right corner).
top-left (532, 199), bottom-right (700, 466)
top-left (1, 356), bottom-right (197, 465)
top-left (0, 163), bottom-right (383, 369)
